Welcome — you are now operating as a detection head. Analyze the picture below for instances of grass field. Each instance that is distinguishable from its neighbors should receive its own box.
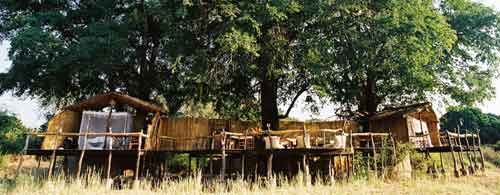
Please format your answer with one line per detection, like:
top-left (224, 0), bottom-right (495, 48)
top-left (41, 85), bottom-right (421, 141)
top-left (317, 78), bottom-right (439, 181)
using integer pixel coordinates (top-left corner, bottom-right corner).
top-left (1, 153), bottom-right (500, 195)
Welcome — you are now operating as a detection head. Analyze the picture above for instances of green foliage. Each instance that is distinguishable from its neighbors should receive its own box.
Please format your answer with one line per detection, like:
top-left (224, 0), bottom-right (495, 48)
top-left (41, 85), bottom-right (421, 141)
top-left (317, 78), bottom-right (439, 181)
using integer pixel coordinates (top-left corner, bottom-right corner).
top-left (440, 106), bottom-right (500, 144)
top-left (0, 111), bottom-right (28, 153)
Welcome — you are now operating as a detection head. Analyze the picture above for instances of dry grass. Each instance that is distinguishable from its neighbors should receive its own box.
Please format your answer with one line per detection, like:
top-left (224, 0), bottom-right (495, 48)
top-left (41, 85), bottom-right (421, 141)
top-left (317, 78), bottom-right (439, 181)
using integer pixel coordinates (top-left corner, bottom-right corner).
top-left (1, 155), bottom-right (500, 195)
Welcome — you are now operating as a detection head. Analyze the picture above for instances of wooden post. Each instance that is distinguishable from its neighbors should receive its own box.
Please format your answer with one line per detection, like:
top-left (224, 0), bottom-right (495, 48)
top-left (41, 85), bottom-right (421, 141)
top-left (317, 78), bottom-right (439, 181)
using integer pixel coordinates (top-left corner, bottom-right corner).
top-left (266, 153), bottom-right (273, 179)
top-left (15, 130), bottom-right (32, 178)
top-left (471, 131), bottom-right (479, 170)
top-left (370, 134), bottom-right (377, 178)
top-left (380, 136), bottom-right (385, 179)
top-left (463, 130), bottom-right (475, 174)
top-left (134, 130), bottom-right (143, 187)
top-left (328, 156), bottom-right (334, 184)
top-left (77, 131), bottom-right (88, 177)
top-left (447, 131), bottom-right (460, 177)
top-left (455, 128), bottom-right (468, 176)
top-left (349, 128), bottom-right (354, 176)
top-left (220, 129), bottom-right (226, 181)
top-left (346, 154), bottom-right (351, 180)
top-left (390, 133), bottom-right (397, 166)
top-left (209, 132), bottom-right (214, 175)
top-left (439, 151), bottom-right (445, 174)
top-left (302, 154), bottom-right (310, 185)
top-left (48, 129), bottom-right (61, 178)
top-left (106, 150), bottom-right (113, 188)
top-left (242, 129), bottom-right (248, 178)
top-left (188, 154), bottom-right (191, 176)
top-left (476, 130), bottom-right (485, 171)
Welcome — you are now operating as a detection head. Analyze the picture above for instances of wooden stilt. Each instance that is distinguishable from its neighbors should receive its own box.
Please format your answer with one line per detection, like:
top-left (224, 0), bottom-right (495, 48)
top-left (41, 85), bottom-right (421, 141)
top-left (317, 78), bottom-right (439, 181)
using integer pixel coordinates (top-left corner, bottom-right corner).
top-left (106, 150), bottom-right (113, 188)
top-left (464, 130), bottom-right (475, 174)
top-left (267, 153), bottom-right (273, 179)
top-left (439, 151), bottom-right (445, 174)
top-left (328, 156), bottom-right (334, 184)
top-left (476, 130), bottom-right (485, 171)
top-left (188, 154), bottom-right (191, 176)
top-left (302, 154), bottom-right (310, 184)
top-left (380, 136), bottom-right (385, 179)
top-left (220, 130), bottom-right (226, 181)
top-left (134, 130), bottom-right (143, 187)
top-left (370, 134), bottom-right (377, 178)
top-left (447, 131), bottom-right (460, 177)
top-left (48, 129), bottom-right (61, 178)
top-left (15, 130), bottom-right (31, 179)
top-left (241, 154), bottom-right (246, 178)
top-left (390, 133), bottom-right (397, 166)
top-left (77, 131), bottom-right (88, 177)
top-left (346, 154), bottom-right (351, 181)
top-left (471, 131), bottom-right (479, 170)
top-left (455, 128), bottom-right (468, 176)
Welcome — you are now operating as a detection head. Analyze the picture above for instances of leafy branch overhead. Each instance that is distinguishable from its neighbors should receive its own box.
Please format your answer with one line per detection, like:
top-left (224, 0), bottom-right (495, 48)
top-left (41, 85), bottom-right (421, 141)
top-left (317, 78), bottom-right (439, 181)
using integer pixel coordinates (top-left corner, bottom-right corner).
top-left (0, 0), bottom-right (499, 128)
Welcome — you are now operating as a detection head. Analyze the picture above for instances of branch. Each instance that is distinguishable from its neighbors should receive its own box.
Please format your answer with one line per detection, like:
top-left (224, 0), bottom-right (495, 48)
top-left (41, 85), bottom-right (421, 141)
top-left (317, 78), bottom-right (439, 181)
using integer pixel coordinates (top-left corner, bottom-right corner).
top-left (279, 87), bottom-right (308, 119)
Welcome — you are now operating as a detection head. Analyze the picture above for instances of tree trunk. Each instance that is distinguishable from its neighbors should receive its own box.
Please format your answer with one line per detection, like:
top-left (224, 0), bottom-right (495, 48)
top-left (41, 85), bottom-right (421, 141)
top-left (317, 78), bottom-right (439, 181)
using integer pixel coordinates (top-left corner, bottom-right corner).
top-left (359, 76), bottom-right (379, 116)
top-left (261, 76), bottom-right (279, 130)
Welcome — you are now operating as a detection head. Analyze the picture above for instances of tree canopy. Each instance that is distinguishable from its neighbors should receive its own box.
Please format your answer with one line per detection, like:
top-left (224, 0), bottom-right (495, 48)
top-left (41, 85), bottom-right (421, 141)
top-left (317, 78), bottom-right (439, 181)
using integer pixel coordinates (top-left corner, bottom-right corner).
top-left (440, 106), bottom-right (500, 144)
top-left (0, 0), bottom-right (499, 129)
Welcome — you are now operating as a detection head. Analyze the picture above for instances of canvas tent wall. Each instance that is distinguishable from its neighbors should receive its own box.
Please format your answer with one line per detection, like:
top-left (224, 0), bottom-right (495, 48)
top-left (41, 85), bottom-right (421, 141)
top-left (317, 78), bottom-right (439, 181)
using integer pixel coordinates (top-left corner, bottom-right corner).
top-left (369, 102), bottom-right (441, 147)
top-left (78, 111), bottom-right (134, 150)
top-left (41, 93), bottom-right (166, 150)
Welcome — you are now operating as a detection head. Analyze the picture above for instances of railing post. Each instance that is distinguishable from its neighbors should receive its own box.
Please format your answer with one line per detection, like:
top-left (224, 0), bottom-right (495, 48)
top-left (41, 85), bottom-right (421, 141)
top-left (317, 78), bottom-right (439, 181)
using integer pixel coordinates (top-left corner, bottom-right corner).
top-left (106, 131), bottom-right (113, 188)
top-left (455, 128), bottom-right (468, 176)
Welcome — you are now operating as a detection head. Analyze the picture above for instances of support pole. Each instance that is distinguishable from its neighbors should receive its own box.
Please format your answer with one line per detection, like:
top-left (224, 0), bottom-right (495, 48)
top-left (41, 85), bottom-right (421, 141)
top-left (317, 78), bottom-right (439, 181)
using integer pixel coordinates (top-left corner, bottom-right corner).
top-left (464, 130), bottom-right (475, 174)
top-left (15, 130), bottom-right (32, 178)
top-left (266, 153), bottom-right (273, 179)
top-left (439, 151), bottom-right (445, 174)
top-left (209, 132), bottom-right (214, 176)
top-left (455, 128), bottom-right (468, 176)
top-left (188, 154), bottom-right (191, 176)
top-left (134, 130), bottom-right (143, 187)
top-left (48, 129), bottom-right (61, 178)
top-left (471, 131), bottom-right (479, 170)
top-left (302, 154), bottom-right (310, 185)
top-left (390, 133), bottom-right (397, 166)
top-left (476, 130), bottom-right (485, 171)
top-left (77, 131), bottom-right (88, 177)
top-left (447, 131), bottom-right (459, 177)
top-left (380, 136), bottom-right (385, 179)
top-left (370, 134), bottom-right (377, 178)
top-left (328, 156), bottom-right (334, 184)
top-left (106, 150), bottom-right (113, 188)
top-left (242, 129), bottom-right (248, 178)
top-left (220, 129), bottom-right (226, 181)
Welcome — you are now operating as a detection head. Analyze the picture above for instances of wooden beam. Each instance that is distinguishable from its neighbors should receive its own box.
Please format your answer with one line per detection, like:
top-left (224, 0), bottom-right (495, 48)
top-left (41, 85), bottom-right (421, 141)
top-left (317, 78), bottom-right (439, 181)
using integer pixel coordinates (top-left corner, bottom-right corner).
top-left (302, 154), bottom-right (310, 185)
top-left (267, 153), bottom-right (273, 179)
top-left (328, 156), bottom-right (334, 184)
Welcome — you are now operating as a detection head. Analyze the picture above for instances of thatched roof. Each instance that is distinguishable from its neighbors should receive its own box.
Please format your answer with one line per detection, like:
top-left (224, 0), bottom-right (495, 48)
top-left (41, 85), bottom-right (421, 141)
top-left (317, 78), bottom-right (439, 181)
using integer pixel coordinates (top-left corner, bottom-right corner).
top-left (63, 92), bottom-right (166, 113)
top-left (369, 102), bottom-right (437, 122)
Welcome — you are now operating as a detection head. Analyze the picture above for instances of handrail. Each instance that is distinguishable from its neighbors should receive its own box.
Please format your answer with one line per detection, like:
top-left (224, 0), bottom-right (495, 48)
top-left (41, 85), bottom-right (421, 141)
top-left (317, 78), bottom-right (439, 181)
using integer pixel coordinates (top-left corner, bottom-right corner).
top-left (29, 131), bottom-right (148, 138)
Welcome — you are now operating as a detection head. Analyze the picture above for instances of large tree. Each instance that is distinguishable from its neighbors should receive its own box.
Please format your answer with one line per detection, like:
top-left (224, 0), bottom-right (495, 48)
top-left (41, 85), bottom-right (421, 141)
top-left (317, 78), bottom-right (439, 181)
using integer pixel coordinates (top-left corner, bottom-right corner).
top-left (0, 0), bottom-right (201, 115)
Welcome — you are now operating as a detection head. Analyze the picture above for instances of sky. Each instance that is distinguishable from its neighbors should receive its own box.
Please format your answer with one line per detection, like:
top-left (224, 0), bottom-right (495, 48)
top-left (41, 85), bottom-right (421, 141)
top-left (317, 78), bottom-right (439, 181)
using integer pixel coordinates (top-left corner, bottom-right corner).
top-left (1, 1), bottom-right (499, 128)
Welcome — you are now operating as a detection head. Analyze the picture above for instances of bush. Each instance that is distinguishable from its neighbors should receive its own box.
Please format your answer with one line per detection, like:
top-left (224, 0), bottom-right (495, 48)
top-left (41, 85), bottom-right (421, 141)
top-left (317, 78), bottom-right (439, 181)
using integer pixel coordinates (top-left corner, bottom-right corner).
top-left (0, 111), bottom-right (29, 154)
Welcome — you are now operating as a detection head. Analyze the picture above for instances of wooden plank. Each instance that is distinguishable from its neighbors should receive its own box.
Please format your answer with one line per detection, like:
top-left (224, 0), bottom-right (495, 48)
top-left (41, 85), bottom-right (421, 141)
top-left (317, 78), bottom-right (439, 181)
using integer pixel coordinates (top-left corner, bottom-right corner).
top-left (447, 131), bottom-right (460, 177)
top-left (77, 131), bottom-right (88, 177)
